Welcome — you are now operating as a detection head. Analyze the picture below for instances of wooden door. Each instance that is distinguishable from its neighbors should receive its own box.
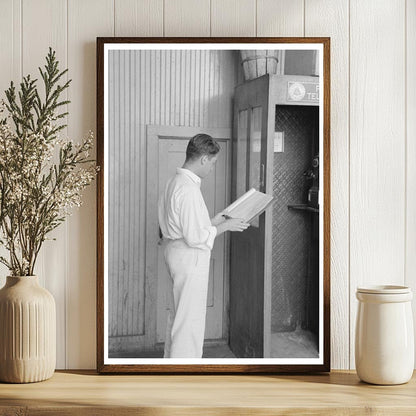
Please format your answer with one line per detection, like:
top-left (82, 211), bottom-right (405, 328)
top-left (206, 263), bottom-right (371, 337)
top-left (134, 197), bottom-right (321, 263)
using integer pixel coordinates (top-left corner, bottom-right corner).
top-left (229, 75), bottom-right (273, 358)
top-left (145, 127), bottom-right (231, 353)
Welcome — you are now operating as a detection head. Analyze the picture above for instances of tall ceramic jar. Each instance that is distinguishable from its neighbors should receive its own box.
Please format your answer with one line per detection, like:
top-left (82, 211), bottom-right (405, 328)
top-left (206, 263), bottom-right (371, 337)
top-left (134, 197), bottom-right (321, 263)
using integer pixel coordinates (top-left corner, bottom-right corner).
top-left (0, 276), bottom-right (56, 383)
top-left (355, 285), bottom-right (414, 385)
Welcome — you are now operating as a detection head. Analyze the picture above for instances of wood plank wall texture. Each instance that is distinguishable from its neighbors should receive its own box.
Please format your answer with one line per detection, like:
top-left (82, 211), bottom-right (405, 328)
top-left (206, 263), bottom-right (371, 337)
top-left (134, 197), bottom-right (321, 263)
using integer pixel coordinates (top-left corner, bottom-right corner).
top-left (0, 0), bottom-right (414, 370)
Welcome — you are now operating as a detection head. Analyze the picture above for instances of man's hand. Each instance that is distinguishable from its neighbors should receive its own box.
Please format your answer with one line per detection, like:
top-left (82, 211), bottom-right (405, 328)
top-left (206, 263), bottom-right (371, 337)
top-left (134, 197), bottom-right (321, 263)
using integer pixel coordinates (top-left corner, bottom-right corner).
top-left (211, 212), bottom-right (226, 226)
top-left (215, 217), bottom-right (250, 235)
top-left (224, 218), bottom-right (250, 232)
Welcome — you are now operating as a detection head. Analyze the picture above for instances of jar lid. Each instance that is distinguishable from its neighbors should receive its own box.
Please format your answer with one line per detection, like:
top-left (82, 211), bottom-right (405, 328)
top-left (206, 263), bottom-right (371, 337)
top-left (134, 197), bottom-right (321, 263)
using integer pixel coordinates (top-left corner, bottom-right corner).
top-left (356, 285), bottom-right (411, 294)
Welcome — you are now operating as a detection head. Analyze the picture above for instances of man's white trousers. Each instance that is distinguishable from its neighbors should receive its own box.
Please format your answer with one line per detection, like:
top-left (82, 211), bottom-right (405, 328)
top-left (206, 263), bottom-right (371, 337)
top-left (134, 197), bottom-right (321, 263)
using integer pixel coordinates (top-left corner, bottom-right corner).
top-left (163, 239), bottom-right (211, 358)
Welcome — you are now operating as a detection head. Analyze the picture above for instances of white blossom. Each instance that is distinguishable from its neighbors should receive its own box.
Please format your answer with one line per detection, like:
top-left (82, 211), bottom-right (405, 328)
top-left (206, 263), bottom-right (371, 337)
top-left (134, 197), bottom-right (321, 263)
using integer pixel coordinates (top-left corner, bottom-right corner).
top-left (0, 108), bottom-right (98, 275)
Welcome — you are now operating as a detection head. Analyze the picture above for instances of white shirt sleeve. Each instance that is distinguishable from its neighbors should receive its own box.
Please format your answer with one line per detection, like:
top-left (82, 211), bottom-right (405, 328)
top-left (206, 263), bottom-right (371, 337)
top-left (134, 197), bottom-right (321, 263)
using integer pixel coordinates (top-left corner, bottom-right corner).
top-left (177, 187), bottom-right (217, 250)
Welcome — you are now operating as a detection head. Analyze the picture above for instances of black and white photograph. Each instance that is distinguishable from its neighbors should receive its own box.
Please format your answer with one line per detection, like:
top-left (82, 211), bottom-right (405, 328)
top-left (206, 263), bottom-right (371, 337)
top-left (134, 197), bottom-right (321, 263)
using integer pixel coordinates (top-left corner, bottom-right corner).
top-left (97, 38), bottom-right (330, 373)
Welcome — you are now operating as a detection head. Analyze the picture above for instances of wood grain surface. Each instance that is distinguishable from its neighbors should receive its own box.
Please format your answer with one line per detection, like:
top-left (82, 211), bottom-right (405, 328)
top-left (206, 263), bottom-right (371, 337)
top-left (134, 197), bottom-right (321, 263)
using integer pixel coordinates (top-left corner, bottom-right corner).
top-left (22, 0), bottom-right (68, 369)
top-left (305, 0), bottom-right (350, 372)
top-left (67, 0), bottom-right (114, 371)
top-left (406, 0), bottom-right (416, 367)
top-left (349, 0), bottom-right (406, 369)
top-left (0, 370), bottom-right (415, 415)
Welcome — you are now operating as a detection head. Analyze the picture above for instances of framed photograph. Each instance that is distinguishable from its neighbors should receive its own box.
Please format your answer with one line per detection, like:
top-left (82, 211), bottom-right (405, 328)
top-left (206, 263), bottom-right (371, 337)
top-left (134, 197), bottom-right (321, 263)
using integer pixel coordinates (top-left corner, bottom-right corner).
top-left (96, 37), bottom-right (330, 373)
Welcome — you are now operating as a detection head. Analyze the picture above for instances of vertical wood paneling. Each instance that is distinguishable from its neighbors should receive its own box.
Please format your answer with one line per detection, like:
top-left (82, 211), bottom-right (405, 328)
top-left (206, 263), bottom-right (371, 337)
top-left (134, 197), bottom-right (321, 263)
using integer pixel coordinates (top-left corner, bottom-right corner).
top-left (164, 0), bottom-right (210, 36)
top-left (138, 52), bottom-right (146, 321)
top-left (257, 0), bottom-right (304, 36)
top-left (115, 0), bottom-right (163, 36)
top-left (0, 0), bottom-right (21, 287)
top-left (185, 50), bottom-right (192, 126)
top-left (211, 0), bottom-right (256, 36)
top-left (108, 50), bottom-right (115, 337)
top-left (180, 51), bottom-right (186, 125)
top-left (22, 0), bottom-right (67, 369)
top-left (121, 50), bottom-right (128, 336)
top-left (67, 0), bottom-right (113, 369)
top-left (164, 50), bottom-right (171, 125)
top-left (128, 51), bottom-right (135, 338)
top-left (110, 50), bottom-right (118, 337)
top-left (208, 51), bottom-right (218, 128)
top-left (145, 51), bottom-right (151, 124)
top-left (161, 50), bottom-right (166, 125)
top-left (305, 0), bottom-right (350, 369)
top-left (192, 50), bottom-right (199, 126)
top-left (174, 50), bottom-right (180, 125)
top-left (155, 50), bottom-right (162, 124)
top-left (406, 0), bottom-right (416, 364)
top-left (0, 0), bottom-right (21, 100)
top-left (203, 50), bottom-right (210, 127)
top-left (350, 0), bottom-right (406, 369)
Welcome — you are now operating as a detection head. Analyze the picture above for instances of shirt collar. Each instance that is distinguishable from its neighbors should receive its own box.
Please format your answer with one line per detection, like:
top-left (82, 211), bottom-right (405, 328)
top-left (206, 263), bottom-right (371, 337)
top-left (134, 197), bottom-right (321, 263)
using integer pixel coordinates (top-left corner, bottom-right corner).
top-left (177, 167), bottom-right (201, 186)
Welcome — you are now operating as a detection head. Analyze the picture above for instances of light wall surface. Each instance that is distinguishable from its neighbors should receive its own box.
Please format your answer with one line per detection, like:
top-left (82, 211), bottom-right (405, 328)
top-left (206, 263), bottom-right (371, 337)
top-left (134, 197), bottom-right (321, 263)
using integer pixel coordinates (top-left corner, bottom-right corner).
top-left (0, 0), bottom-right (414, 370)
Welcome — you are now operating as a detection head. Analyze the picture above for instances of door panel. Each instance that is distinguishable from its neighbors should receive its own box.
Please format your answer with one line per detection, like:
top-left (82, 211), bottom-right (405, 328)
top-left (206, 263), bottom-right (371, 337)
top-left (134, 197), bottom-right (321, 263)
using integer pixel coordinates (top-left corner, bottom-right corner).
top-left (230, 75), bottom-right (271, 358)
top-left (156, 138), bottom-right (228, 343)
top-left (249, 106), bottom-right (263, 190)
top-left (236, 109), bottom-right (248, 198)
top-left (248, 106), bottom-right (263, 228)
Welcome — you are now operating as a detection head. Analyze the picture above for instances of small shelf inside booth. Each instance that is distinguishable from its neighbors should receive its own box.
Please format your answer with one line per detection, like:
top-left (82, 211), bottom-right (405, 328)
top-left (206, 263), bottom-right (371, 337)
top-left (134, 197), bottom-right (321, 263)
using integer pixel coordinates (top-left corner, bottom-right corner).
top-left (287, 204), bottom-right (319, 213)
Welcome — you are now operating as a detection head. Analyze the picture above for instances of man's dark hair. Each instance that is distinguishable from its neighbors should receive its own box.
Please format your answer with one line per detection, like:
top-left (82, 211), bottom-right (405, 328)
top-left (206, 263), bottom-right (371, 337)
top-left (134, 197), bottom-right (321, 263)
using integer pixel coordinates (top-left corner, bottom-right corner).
top-left (185, 134), bottom-right (220, 162)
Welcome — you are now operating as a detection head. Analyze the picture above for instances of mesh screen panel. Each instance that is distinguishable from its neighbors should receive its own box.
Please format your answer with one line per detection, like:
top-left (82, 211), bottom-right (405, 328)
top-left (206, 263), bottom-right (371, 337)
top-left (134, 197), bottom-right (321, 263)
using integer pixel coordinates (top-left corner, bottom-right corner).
top-left (271, 105), bottom-right (319, 333)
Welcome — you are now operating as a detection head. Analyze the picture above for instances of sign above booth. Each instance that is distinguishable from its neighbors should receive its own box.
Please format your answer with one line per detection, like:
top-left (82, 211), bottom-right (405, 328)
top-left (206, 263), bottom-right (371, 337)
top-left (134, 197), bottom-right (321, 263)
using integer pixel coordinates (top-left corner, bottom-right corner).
top-left (287, 81), bottom-right (319, 103)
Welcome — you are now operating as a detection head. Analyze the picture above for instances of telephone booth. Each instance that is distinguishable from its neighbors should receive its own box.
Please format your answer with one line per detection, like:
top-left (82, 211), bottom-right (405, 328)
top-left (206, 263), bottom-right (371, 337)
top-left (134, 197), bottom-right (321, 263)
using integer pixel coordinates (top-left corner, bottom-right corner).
top-left (230, 74), bottom-right (320, 358)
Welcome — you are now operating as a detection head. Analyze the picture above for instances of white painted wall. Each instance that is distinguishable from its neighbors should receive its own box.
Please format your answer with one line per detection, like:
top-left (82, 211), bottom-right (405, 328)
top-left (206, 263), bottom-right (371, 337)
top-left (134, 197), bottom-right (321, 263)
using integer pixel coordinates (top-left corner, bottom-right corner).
top-left (0, 0), bottom-right (414, 370)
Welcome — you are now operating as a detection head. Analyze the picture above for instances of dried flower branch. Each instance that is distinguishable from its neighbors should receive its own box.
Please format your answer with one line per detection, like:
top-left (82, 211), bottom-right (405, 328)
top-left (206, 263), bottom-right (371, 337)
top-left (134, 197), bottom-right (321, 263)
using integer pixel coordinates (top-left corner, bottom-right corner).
top-left (0, 47), bottom-right (98, 276)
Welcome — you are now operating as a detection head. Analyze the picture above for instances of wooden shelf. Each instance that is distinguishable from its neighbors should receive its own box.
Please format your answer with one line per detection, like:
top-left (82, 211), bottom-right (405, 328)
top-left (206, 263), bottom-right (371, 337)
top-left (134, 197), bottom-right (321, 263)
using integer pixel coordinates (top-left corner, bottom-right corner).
top-left (0, 370), bottom-right (415, 415)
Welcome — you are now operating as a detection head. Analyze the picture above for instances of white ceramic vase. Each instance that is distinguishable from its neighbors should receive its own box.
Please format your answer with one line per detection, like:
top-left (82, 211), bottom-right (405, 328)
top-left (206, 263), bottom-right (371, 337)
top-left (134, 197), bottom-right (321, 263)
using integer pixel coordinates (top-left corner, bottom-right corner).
top-left (355, 285), bottom-right (414, 385)
top-left (0, 276), bottom-right (56, 383)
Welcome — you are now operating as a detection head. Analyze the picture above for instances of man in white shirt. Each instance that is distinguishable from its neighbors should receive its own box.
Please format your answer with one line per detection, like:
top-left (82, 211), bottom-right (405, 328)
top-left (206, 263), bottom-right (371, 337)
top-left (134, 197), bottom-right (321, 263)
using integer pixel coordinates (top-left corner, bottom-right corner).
top-left (158, 133), bottom-right (249, 358)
